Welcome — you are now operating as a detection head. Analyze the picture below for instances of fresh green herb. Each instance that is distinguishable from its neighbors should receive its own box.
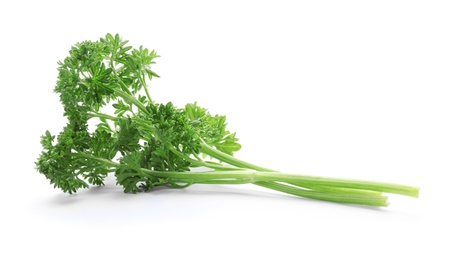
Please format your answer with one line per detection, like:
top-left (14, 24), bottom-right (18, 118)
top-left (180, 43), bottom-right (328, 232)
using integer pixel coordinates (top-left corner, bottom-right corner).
top-left (36, 34), bottom-right (419, 207)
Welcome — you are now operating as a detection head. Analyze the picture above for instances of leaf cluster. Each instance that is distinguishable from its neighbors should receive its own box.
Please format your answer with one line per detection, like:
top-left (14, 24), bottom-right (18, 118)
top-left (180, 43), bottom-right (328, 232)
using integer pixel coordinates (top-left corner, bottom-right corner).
top-left (185, 103), bottom-right (241, 155)
top-left (36, 33), bottom-right (241, 194)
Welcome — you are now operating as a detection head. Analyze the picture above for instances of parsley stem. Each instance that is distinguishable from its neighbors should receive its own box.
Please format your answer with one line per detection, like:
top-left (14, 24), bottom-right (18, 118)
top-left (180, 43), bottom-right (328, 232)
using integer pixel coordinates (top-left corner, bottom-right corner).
top-left (113, 88), bottom-right (149, 114)
top-left (140, 72), bottom-right (153, 103)
top-left (255, 181), bottom-right (389, 207)
top-left (199, 141), bottom-right (418, 198)
top-left (199, 141), bottom-right (274, 172)
top-left (254, 172), bottom-right (419, 198)
top-left (76, 151), bottom-right (418, 198)
top-left (88, 112), bottom-right (118, 121)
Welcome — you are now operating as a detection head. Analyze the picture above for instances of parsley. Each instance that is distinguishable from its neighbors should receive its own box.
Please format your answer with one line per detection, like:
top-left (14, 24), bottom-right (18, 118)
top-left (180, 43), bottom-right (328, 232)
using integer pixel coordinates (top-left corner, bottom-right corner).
top-left (36, 34), bottom-right (419, 206)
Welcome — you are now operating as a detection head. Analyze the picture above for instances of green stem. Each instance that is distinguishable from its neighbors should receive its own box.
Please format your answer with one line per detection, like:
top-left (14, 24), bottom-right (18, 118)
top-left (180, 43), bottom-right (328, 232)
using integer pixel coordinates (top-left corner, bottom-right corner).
top-left (140, 72), bottom-right (153, 103)
top-left (255, 181), bottom-right (389, 207)
top-left (200, 141), bottom-right (274, 172)
top-left (170, 178), bottom-right (252, 185)
top-left (200, 141), bottom-right (418, 198)
top-left (88, 112), bottom-right (118, 121)
top-left (254, 172), bottom-right (419, 198)
top-left (288, 182), bottom-right (383, 196)
top-left (167, 145), bottom-right (247, 171)
top-left (113, 88), bottom-right (149, 114)
top-left (76, 152), bottom-right (254, 180)
top-left (77, 151), bottom-right (418, 198)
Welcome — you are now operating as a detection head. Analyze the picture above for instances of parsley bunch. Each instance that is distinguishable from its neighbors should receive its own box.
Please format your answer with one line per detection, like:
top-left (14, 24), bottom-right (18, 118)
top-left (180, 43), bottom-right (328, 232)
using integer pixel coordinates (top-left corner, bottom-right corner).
top-left (36, 34), bottom-right (419, 206)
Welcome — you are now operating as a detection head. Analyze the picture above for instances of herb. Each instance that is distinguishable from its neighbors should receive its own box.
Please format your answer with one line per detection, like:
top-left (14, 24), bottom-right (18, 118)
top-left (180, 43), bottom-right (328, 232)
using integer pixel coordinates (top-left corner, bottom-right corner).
top-left (36, 34), bottom-right (419, 206)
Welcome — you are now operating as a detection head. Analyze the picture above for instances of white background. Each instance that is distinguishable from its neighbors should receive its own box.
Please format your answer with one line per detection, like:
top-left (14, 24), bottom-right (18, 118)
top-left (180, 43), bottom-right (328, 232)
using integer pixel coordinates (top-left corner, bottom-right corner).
top-left (1, 0), bottom-right (451, 259)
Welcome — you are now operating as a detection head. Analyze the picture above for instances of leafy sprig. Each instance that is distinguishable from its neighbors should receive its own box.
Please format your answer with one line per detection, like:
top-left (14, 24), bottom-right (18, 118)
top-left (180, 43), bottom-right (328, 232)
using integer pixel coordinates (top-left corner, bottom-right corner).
top-left (36, 34), bottom-right (419, 206)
